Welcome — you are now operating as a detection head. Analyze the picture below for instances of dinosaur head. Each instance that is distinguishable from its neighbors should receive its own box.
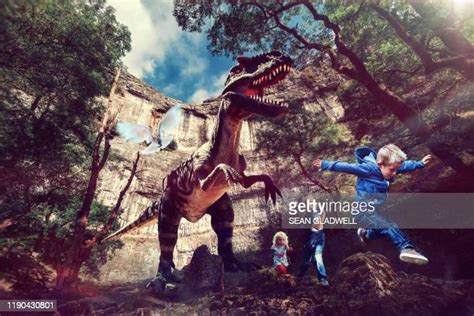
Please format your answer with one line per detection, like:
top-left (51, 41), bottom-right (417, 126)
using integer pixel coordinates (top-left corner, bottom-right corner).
top-left (222, 51), bottom-right (293, 119)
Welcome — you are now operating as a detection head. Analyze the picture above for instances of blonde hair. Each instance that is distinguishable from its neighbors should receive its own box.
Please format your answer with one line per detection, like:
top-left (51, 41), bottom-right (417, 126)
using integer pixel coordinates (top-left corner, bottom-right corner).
top-left (272, 231), bottom-right (289, 247)
top-left (377, 144), bottom-right (407, 165)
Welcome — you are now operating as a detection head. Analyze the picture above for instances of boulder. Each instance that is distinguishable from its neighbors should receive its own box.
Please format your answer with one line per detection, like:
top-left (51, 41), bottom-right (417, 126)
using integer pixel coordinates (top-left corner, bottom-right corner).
top-left (181, 245), bottom-right (224, 293)
top-left (325, 252), bottom-right (473, 315)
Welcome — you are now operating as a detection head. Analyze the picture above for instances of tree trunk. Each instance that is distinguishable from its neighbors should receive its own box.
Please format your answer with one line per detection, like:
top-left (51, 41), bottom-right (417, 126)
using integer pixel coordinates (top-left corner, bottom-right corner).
top-left (56, 68), bottom-right (121, 291)
top-left (54, 247), bottom-right (91, 290)
top-left (86, 152), bottom-right (141, 247)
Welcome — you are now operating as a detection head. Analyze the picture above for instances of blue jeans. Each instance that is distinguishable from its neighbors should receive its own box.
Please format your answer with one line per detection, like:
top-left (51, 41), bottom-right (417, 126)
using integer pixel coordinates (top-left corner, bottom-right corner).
top-left (298, 230), bottom-right (328, 280)
top-left (357, 209), bottom-right (413, 251)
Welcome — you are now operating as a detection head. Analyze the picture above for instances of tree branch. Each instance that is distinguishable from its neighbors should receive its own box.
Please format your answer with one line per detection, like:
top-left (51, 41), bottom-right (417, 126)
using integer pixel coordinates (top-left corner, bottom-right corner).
top-left (86, 152), bottom-right (141, 248)
top-left (270, 3), bottom-right (329, 51)
top-left (370, 4), bottom-right (474, 78)
top-left (98, 137), bottom-right (111, 172)
top-left (292, 152), bottom-right (331, 192)
top-left (408, 0), bottom-right (474, 55)
top-left (379, 65), bottom-right (423, 76)
top-left (370, 5), bottom-right (434, 64)
top-left (241, 2), bottom-right (268, 20)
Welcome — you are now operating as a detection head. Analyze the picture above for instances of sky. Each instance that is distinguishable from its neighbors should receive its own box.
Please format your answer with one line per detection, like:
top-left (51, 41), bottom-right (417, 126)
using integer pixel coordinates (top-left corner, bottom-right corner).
top-left (107, 0), bottom-right (235, 104)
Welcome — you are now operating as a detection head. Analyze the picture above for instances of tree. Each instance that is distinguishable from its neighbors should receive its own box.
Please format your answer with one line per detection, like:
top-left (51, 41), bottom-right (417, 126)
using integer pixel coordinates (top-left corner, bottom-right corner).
top-left (0, 0), bottom-right (132, 291)
top-left (173, 0), bottom-right (474, 175)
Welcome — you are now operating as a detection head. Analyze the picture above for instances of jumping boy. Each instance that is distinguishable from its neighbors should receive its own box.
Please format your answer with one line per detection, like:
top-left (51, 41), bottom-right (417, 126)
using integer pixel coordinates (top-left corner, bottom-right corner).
top-left (313, 144), bottom-right (432, 265)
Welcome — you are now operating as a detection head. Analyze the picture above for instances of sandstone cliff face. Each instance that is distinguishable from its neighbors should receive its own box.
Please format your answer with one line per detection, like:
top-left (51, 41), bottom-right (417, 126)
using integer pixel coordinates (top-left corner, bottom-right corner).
top-left (94, 68), bottom-right (344, 284)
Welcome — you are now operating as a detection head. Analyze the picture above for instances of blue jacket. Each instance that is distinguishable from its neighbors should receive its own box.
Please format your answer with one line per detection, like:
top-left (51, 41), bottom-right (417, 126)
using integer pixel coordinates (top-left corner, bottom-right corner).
top-left (320, 147), bottom-right (425, 205)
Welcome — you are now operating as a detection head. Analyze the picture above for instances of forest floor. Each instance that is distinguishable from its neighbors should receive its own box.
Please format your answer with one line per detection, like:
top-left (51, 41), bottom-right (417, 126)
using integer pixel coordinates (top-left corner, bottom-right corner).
top-left (3, 251), bottom-right (471, 315)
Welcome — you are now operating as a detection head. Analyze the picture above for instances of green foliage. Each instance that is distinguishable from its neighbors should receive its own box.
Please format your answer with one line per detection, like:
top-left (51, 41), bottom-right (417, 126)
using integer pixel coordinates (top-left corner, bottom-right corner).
top-left (0, 198), bottom-right (124, 281)
top-left (256, 101), bottom-right (351, 157)
top-left (0, 0), bottom-right (131, 100)
top-left (0, 0), bottom-right (130, 280)
top-left (173, 0), bottom-right (473, 187)
top-left (173, 1), bottom-right (472, 111)
top-left (174, 1), bottom-right (330, 62)
top-left (254, 100), bottom-right (354, 190)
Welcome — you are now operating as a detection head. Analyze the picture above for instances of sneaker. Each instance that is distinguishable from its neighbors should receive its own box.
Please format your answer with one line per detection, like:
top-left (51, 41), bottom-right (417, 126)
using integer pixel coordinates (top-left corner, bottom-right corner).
top-left (357, 228), bottom-right (369, 243)
top-left (399, 248), bottom-right (429, 265)
top-left (320, 278), bottom-right (330, 287)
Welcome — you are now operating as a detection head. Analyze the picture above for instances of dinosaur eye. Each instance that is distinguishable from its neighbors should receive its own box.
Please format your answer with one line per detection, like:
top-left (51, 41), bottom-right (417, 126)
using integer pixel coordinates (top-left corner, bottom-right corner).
top-left (230, 65), bottom-right (243, 74)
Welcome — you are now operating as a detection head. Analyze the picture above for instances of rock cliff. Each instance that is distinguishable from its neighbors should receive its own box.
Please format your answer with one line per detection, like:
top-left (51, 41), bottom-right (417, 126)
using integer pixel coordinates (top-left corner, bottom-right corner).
top-left (94, 67), bottom-right (345, 284)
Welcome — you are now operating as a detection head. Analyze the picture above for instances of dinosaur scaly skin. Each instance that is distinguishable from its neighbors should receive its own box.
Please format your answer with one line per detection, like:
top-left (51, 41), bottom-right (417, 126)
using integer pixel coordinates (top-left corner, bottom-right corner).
top-left (104, 51), bottom-right (293, 287)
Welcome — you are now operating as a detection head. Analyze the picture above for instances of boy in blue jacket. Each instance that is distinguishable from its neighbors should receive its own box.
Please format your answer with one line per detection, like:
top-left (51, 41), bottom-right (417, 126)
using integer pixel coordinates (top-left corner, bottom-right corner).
top-left (313, 144), bottom-right (432, 265)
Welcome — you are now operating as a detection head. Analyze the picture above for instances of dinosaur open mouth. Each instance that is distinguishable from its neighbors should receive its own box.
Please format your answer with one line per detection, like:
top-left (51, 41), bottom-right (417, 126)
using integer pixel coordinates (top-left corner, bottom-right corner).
top-left (244, 63), bottom-right (292, 108)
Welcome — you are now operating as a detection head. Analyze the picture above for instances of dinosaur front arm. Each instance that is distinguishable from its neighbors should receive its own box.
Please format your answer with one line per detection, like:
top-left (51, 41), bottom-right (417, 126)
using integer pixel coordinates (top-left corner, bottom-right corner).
top-left (200, 163), bottom-right (243, 191)
top-left (200, 163), bottom-right (282, 204)
top-left (241, 174), bottom-right (282, 205)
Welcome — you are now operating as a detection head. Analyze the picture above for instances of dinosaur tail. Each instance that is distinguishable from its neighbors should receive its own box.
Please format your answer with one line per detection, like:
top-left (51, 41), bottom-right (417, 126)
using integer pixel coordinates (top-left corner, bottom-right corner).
top-left (102, 200), bottom-right (161, 242)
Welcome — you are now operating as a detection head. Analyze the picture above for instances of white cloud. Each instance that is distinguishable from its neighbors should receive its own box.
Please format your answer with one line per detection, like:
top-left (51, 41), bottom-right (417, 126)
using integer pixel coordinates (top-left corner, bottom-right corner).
top-left (107, 1), bottom-right (234, 104)
top-left (189, 89), bottom-right (212, 104)
top-left (214, 73), bottom-right (229, 89)
top-left (107, 0), bottom-right (206, 79)
top-left (162, 83), bottom-right (177, 95)
top-left (188, 72), bottom-right (228, 104)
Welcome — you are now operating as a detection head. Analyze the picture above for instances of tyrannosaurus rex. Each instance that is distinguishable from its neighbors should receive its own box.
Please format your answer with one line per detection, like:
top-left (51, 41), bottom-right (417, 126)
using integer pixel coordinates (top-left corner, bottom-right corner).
top-left (104, 51), bottom-right (293, 287)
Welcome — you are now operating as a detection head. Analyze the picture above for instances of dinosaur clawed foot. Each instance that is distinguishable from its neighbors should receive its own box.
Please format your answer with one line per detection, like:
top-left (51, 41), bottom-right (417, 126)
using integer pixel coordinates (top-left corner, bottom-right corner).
top-left (147, 262), bottom-right (182, 296)
top-left (146, 271), bottom-right (182, 296)
top-left (262, 176), bottom-right (283, 205)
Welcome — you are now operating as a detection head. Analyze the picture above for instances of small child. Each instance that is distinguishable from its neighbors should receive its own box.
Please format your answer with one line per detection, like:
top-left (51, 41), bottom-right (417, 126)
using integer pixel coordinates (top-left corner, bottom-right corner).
top-left (297, 212), bottom-right (329, 286)
top-left (271, 231), bottom-right (290, 275)
top-left (313, 144), bottom-right (432, 265)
